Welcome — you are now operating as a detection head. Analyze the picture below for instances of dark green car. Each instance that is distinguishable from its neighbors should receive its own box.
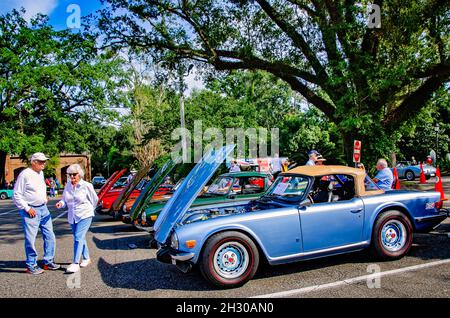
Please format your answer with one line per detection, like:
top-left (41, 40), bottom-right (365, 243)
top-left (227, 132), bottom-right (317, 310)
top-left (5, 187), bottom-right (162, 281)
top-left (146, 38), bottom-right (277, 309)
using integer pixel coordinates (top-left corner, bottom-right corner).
top-left (132, 171), bottom-right (272, 232)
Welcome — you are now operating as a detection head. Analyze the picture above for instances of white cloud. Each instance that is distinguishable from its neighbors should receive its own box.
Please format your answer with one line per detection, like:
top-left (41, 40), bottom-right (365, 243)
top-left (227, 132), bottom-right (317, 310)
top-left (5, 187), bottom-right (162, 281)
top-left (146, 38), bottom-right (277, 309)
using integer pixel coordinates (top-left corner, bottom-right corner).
top-left (0, 0), bottom-right (58, 20)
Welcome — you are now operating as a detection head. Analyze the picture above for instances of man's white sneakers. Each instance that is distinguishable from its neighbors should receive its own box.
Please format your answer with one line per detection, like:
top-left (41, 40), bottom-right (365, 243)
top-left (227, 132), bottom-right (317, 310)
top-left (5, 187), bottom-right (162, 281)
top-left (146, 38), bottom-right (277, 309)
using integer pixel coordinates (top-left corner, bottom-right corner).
top-left (80, 259), bottom-right (91, 268)
top-left (66, 263), bottom-right (80, 273)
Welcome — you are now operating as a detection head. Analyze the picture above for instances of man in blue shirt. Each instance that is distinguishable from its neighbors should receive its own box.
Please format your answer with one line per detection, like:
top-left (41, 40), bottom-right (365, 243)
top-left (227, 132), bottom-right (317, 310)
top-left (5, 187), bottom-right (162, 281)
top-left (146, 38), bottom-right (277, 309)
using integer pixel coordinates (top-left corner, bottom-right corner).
top-left (305, 150), bottom-right (319, 166)
top-left (373, 158), bottom-right (394, 190)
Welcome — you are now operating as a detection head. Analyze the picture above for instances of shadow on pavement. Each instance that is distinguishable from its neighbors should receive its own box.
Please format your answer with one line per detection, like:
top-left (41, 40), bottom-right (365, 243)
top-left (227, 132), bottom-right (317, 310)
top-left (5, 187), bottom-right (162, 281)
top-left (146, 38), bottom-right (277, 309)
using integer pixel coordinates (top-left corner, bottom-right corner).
top-left (0, 260), bottom-right (67, 274)
top-left (0, 260), bottom-right (25, 274)
top-left (90, 223), bottom-right (140, 235)
top-left (92, 233), bottom-right (151, 251)
top-left (97, 257), bottom-right (212, 292)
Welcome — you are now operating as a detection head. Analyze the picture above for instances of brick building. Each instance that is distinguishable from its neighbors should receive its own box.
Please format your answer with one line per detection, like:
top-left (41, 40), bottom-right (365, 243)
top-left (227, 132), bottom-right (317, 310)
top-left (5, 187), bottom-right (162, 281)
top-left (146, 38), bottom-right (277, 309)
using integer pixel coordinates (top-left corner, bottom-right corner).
top-left (5, 153), bottom-right (92, 186)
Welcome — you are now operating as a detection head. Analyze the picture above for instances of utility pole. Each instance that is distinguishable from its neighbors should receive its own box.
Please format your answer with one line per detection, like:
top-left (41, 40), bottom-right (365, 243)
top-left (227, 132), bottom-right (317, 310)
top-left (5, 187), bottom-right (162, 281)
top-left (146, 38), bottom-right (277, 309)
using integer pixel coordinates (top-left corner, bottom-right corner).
top-left (178, 63), bottom-right (193, 163)
top-left (435, 123), bottom-right (440, 163)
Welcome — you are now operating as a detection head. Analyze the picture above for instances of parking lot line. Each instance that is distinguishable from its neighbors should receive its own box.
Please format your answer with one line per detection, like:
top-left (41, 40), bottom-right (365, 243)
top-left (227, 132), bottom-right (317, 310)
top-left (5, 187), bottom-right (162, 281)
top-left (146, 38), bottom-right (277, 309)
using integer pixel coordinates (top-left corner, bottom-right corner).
top-left (252, 258), bottom-right (450, 298)
top-left (53, 211), bottom-right (68, 220)
top-left (0, 210), bottom-right (16, 216)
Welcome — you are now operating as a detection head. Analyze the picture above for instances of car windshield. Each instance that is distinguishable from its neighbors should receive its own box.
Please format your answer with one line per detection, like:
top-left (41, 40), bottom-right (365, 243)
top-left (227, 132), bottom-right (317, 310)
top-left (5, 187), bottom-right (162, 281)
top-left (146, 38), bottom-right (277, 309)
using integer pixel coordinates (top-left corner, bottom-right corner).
top-left (206, 177), bottom-right (234, 195)
top-left (263, 175), bottom-right (309, 203)
top-left (364, 175), bottom-right (380, 191)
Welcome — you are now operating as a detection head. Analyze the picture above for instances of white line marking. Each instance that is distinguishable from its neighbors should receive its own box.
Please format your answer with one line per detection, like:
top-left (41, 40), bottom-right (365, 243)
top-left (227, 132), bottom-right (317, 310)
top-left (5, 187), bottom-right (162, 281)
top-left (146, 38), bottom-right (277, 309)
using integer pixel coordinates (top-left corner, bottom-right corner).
top-left (252, 258), bottom-right (450, 298)
top-left (53, 211), bottom-right (68, 220)
top-left (0, 210), bottom-right (16, 216)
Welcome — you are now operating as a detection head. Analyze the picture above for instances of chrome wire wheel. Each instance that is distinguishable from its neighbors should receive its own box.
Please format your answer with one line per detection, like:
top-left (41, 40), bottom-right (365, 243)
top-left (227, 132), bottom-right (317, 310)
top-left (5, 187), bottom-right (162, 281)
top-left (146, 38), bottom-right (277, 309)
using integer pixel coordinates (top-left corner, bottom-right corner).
top-left (213, 241), bottom-right (249, 280)
top-left (381, 220), bottom-right (407, 252)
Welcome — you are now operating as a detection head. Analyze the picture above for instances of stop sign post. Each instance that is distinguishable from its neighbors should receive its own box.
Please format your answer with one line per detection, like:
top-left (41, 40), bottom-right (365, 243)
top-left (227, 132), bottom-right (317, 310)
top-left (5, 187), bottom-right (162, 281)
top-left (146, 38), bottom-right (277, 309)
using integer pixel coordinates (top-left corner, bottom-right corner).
top-left (353, 140), bottom-right (361, 163)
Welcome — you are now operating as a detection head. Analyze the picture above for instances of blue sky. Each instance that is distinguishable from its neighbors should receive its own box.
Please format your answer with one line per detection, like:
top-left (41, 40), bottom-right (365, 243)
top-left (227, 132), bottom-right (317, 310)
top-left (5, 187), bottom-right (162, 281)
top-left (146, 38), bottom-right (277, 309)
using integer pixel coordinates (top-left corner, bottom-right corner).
top-left (0, 0), bottom-right (205, 93)
top-left (0, 0), bottom-right (103, 30)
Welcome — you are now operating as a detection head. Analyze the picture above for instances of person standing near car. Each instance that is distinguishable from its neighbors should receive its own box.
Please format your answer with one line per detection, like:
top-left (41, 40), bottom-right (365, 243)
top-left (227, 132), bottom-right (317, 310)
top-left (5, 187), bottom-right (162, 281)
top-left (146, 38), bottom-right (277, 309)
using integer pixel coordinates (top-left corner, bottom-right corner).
top-left (229, 160), bottom-right (241, 172)
top-left (56, 164), bottom-right (98, 273)
top-left (372, 159), bottom-right (394, 190)
top-left (13, 152), bottom-right (60, 274)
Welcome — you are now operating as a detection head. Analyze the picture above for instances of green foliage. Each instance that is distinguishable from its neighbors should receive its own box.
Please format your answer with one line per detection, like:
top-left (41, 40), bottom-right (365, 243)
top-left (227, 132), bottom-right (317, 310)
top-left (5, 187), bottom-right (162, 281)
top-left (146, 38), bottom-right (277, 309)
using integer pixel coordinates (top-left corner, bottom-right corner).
top-left (98, 0), bottom-right (449, 165)
top-left (0, 9), bottom-right (130, 181)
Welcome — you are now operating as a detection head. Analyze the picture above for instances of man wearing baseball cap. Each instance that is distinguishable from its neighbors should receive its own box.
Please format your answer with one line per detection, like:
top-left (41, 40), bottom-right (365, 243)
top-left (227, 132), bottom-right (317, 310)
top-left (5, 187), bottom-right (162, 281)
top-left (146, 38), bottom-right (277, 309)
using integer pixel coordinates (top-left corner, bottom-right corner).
top-left (13, 152), bottom-right (60, 274)
top-left (305, 150), bottom-right (319, 166)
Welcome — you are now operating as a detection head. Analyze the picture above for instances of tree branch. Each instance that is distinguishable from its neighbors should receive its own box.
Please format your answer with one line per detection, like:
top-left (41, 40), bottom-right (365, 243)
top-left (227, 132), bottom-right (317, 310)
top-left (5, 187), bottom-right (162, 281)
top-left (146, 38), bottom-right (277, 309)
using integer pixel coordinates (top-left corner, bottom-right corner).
top-left (383, 72), bottom-right (450, 130)
top-left (255, 0), bottom-right (328, 82)
top-left (214, 50), bottom-right (320, 84)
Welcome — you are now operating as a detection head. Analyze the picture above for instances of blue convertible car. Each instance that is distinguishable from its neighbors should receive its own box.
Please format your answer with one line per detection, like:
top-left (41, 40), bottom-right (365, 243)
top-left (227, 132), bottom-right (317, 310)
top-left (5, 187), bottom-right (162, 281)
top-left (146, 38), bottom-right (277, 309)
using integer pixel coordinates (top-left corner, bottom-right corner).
top-left (155, 145), bottom-right (448, 288)
top-left (394, 161), bottom-right (436, 181)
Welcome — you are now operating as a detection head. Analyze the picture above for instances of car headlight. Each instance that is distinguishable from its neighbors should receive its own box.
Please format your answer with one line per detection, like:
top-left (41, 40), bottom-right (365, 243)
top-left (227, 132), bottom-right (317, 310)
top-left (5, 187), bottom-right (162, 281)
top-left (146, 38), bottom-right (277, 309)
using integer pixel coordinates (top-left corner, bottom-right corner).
top-left (141, 212), bottom-right (146, 222)
top-left (170, 232), bottom-right (179, 250)
top-left (123, 205), bottom-right (127, 212)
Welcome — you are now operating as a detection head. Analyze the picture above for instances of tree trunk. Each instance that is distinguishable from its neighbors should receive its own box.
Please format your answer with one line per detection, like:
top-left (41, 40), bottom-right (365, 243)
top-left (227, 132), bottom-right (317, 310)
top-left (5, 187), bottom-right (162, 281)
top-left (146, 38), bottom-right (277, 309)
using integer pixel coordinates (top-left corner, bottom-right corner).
top-left (0, 151), bottom-right (7, 188)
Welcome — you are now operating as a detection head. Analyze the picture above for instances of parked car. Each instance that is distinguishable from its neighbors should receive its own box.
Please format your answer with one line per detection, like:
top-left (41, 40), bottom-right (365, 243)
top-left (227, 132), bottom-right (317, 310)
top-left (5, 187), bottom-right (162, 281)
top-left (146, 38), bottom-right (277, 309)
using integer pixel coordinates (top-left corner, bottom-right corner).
top-left (133, 171), bottom-right (272, 233)
top-left (92, 176), bottom-right (107, 189)
top-left (120, 158), bottom-right (183, 224)
top-left (154, 145), bottom-right (448, 288)
top-left (0, 189), bottom-right (13, 200)
top-left (394, 161), bottom-right (436, 181)
top-left (96, 169), bottom-right (127, 214)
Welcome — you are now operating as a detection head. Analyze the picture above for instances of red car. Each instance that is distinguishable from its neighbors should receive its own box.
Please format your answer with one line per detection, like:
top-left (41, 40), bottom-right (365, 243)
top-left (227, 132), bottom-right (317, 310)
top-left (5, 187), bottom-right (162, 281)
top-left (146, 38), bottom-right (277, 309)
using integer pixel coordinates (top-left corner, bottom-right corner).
top-left (99, 187), bottom-right (141, 213)
top-left (95, 169), bottom-right (128, 214)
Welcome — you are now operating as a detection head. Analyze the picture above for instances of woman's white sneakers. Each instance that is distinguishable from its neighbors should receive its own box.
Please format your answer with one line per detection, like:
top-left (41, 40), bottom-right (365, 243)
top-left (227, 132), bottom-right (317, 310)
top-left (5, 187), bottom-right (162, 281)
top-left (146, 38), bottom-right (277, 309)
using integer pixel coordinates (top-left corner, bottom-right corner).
top-left (65, 259), bottom-right (91, 273)
top-left (66, 263), bottom-right (80, 273)
top-left (80, 259), bottom-right (91, 268)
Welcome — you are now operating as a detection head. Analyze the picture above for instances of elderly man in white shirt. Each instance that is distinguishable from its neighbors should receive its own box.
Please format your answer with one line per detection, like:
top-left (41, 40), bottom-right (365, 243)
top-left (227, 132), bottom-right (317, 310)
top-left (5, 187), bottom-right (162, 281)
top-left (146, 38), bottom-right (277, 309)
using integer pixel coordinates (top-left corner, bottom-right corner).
top-left (13, 152), bottom-right (60, 274)
top-left (56, 164), bottom-right (98, 273)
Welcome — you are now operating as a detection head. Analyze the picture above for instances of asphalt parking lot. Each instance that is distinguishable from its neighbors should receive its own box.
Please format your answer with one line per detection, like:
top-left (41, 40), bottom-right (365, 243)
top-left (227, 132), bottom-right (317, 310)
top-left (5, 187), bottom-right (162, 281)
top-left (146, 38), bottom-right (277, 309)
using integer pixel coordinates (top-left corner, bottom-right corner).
top-left (1, 177), bottom-right (449, 299)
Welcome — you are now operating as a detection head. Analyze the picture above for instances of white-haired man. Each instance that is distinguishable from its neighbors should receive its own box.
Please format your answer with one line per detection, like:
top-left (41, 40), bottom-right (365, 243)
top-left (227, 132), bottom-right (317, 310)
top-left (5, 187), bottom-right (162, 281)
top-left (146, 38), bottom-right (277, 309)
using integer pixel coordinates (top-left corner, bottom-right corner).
top-left (372, 158), bottom-right (394, 190)
top-left (13, 153), bottom-right (60, 274)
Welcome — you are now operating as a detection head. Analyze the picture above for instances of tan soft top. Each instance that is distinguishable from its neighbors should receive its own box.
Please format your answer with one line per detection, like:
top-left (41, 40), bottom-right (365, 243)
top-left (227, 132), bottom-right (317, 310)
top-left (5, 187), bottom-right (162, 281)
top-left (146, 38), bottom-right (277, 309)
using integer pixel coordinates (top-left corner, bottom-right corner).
top-left (281, 165), bottom-right (384, 197)
top-left (283, 165), bottom-right (365, 177)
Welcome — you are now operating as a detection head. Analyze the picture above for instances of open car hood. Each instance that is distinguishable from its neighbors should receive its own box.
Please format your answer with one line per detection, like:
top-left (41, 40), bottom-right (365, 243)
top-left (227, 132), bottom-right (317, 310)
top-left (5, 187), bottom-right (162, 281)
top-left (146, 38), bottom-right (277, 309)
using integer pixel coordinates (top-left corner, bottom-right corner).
top-left (129, 156), bottom-right (182, 220)
top-left (154, 144), bottom-right (235, 244)
top-left (111, 164), bottom-right (154, 212)
top-left (97, 168), bottom-right (127, 202)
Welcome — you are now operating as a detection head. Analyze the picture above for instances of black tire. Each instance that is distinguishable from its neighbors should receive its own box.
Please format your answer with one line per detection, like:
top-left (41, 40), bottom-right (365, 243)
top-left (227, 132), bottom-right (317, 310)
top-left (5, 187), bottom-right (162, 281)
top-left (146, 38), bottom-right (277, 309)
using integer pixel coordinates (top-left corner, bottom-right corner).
top-left (0, 192), bottom-right (7, 200)
top-left (200, 231), bottom-right (259, 288)
top-left (405, 170), bottom-right (415, 181)
top-left (371, 210), bottom-right (413, 260)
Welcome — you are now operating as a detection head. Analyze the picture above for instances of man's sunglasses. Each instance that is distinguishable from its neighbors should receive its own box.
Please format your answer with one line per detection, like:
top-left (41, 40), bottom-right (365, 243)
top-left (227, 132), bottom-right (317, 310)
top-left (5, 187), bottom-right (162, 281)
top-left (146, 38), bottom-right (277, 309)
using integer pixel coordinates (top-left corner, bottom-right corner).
top-left (68, 173), bottom-right (78, 177)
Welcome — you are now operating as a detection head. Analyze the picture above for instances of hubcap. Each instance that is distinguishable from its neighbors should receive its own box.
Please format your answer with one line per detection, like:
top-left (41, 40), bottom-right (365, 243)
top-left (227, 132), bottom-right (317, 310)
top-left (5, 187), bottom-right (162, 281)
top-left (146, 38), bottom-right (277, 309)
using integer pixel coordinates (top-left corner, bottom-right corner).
top-left (381, 220), bottom-right (407, 252)
top-left (213, 241), bottom-right (249, 279)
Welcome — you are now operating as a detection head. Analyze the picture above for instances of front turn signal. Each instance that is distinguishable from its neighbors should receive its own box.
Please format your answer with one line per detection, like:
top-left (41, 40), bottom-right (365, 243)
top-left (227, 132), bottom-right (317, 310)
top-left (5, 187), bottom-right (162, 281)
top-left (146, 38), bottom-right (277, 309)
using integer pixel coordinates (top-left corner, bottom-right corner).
top-left (185, 240), bottom-right (196, 249)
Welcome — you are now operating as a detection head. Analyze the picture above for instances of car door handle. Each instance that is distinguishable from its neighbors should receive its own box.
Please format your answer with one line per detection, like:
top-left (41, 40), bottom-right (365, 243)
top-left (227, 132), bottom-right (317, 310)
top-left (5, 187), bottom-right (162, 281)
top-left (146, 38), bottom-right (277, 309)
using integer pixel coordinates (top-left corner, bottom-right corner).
top-left (350, 208), bottom-right (363, 213)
